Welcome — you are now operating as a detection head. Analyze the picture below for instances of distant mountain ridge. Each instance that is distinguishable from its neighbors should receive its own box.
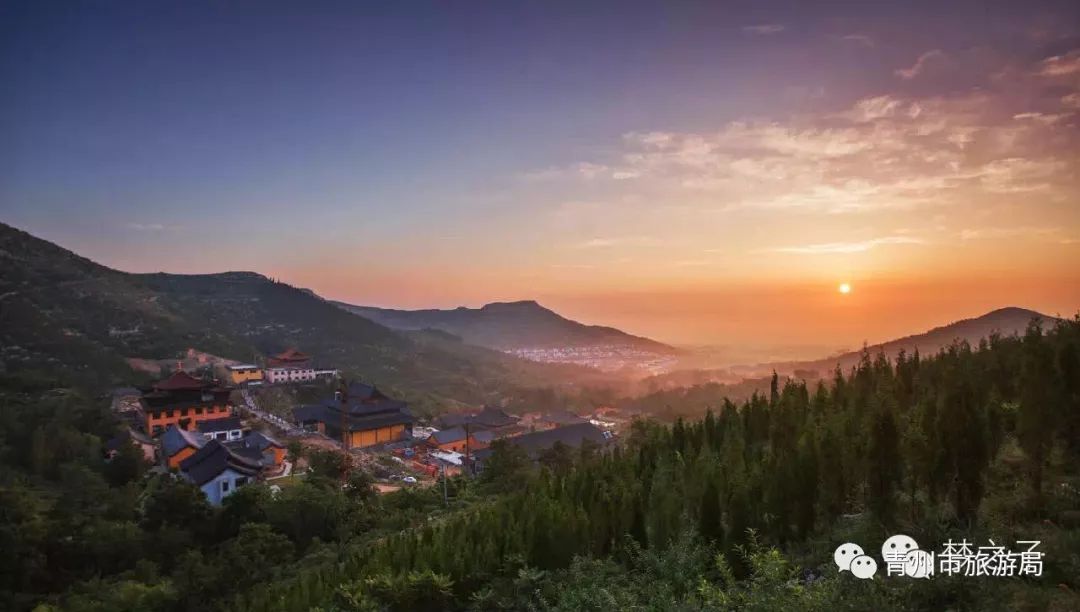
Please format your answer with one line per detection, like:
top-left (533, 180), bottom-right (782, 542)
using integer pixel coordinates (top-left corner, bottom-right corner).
top-left (744, 306), bottom-right (1061, 378)
top-left (0, 222), bottom-right (611, 406)
top-left (333, 299), bottom-right (677, 353)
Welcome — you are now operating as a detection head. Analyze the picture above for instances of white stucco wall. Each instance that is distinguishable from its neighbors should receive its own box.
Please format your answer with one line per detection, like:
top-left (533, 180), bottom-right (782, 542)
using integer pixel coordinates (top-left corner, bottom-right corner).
top-left (197, 468), bottom-right (252, 505)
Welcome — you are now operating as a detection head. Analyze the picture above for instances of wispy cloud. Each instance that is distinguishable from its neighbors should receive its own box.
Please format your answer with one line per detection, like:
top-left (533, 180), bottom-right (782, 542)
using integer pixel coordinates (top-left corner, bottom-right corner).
top-left (522, 40), bottom-right (1080, 259)
top-left (840, 34), bottom-right (875, 47)
top-left (572, 236), bottom-right (662, 249)
top-left (1013, 112), bottom-right (1069, 124)
top-left (742, 24), bottom-right (785, 36)
top-left (959, 226), bottom-right (1060, 240)
top-left (521, 161), bottom-right (641, 182)
top-left (126, 222), bottom-right (172, 231)
top-left (895, 49), bottom-right (945, 80)
top-left (1037, 50), bottom-right (1080, 77)
top-left (978, 158), bottom-right (1065, 193)
top-left (843, 95), bottom-right (911, 122)
top-left (520, 162), bottom-right (612, 181)
top-left (768, 236), bottom-right (925, 254)
top-left (550, 263), bottom-right (596, 270)
top-left (528, 73), bottom-right (1078, 216)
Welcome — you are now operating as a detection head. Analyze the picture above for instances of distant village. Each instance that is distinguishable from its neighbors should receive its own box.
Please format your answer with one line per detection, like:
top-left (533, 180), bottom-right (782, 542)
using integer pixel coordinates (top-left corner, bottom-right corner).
top-left (506, 345), bottom-right (678, 375)
top-left (108, 347), bottom-right (623, 505)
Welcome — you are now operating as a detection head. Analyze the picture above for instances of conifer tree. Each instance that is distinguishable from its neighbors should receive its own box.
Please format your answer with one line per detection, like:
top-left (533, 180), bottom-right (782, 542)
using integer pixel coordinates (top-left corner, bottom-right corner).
top-left (867, 400), bottom-right (901, 524)
top-left (1018, 320), bottom-right (1056, 502)
top-left (698, 477), bottom-right (723, 544)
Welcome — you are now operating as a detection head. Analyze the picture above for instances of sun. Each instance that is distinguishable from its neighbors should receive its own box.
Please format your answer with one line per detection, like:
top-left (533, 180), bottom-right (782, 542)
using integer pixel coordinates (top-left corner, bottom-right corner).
top-left (838, 282), bottom-right (852, 294)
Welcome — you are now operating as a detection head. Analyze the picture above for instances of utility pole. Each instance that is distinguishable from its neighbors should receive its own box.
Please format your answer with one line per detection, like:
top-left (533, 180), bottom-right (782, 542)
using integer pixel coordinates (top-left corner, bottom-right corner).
top-left (463, 419), bottom-right (471, 478)
top-left (441, 463), bottom-right (448, 507)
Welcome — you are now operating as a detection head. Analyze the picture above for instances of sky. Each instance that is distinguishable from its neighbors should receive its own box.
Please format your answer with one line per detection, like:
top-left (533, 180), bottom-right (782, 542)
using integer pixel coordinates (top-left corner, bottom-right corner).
top-left (2, 1), bottom-right (1079, 353)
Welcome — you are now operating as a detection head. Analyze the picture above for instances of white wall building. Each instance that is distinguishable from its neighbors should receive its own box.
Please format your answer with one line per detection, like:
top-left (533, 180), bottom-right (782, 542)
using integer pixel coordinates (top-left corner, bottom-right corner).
top-left (265, 367), bottom-right (339, 384)
top-left (178, 440), bottom-right (261, 506)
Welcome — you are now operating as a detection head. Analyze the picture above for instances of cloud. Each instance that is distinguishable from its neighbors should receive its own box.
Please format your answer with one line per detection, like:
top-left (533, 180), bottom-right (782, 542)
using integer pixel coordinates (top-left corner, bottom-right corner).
top-left (572, 236), bottom-right (662, 249)
top-left (1013, 112), bottom-right (1069, 124)
top-left (742, 24), bottom-right (785, 36)
top-left (550, 263), bottom-right (596, 270)
top-left (895, 49), bottom-right (946, 80)
top-left (959, 226), bottom-right (1060, 240)
top-left (1037, 50), bottom-right (1080, 77)
top-left (539, 76), bottom-right (1078, 215)
top-left (844, 95), bottom-right (912, 122)
top-left (126, 222), bottom-right (169, 231)
top-left (769, 236), bottom-right (925, 254)
top-left (519, 161), bottom-right (625, 181)
top-left (841, 34), bottom-right (875, 47)
top-left (575, 162), bottom-right (610, 179)
top-left (523, 42), bottom-right (1080, 229)
top-left (977, 158), bottom-right (1064, 193)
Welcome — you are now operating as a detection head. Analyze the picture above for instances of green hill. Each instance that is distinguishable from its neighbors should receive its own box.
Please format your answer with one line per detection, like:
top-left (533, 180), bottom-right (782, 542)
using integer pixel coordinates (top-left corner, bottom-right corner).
top-left (0, 222), bottom-right (610, 406)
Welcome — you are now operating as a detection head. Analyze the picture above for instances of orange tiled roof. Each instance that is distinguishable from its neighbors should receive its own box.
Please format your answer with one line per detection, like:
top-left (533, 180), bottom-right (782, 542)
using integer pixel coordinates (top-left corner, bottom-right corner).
top-left (272, 347), bottom-right (310, 361)
top-left (153, 371), bottom-right (209, 391)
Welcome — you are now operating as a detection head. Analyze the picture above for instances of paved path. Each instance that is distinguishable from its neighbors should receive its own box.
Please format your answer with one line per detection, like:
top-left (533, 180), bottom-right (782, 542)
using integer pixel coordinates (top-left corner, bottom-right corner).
top-left (266, 460), bottom-right (294, 480)
top-left (240, 388), bottom-right (301, 435)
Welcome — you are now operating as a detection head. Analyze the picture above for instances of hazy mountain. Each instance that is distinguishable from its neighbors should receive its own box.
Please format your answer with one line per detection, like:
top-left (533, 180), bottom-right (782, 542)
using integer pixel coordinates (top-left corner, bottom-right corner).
top-left (334, 300), bottom-right (676, 353)
top-left (0, 222), bottom-right (611, 405)
top-left (741, 306), bottom-right (1059, 379)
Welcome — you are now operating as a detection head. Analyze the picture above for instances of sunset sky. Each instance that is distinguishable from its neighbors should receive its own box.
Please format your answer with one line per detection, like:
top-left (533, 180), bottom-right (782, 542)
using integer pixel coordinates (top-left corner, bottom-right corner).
top-left (2, 1), bottom-right (1079, 352)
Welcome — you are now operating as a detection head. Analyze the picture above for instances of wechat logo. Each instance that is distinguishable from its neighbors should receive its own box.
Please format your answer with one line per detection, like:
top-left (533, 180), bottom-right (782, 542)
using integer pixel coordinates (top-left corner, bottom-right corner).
top-left (834, 542), bottom-right (877, 579)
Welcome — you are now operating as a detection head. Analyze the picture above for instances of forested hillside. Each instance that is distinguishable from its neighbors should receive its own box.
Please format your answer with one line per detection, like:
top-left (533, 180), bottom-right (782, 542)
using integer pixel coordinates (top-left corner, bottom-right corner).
top-left (750, 306), bottom-right (1057, 379)
top-left (0, 223), bottom-right (612, 410)
top-left (4, 316), bottom-right (1077, 611)
top-left (0, 224), bottom-right (250, 388)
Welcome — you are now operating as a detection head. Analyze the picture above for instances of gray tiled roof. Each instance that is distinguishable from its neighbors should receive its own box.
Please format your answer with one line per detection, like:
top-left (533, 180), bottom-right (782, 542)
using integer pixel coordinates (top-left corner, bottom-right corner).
top-left (180, 440), bottom-right (261, 486)
top-left (436, 406), bottom-right (519, 430)
top-left (472, 430), bottom-right (496, 444)
top-left (475, 423), bottom-right (608, 462)
top-left (541, 410), bottom-right (587, 426)
top-left (196, 416), bottom-right (244, 433)
top-left (430, 426), bottom-right (467, 444)
top-left (293, 384), bottom-right (412, 432)
top-left (160, 426), bottom-right (206, 458)
top-left (242, 430), bottom-right (283, 451)
top-left (473, 406), bottom-right (519, 428)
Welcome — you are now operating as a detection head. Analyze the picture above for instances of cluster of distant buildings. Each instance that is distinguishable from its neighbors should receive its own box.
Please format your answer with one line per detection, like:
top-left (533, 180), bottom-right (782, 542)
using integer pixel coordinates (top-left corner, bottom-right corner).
top-left (226, 347), bottom-right (339, 386)
top-left (506, 345), bottom-right (678, 375)
top-left (108, 345), bottom-right (625, 506)
top-left (111, 369), bottom-right (287, 505)
top-left (109, 347), bottom-right (417, 506)
top-left (108, 347), bottom-right (339, 505)
top-left (404, 405), bottom-right (615, 476)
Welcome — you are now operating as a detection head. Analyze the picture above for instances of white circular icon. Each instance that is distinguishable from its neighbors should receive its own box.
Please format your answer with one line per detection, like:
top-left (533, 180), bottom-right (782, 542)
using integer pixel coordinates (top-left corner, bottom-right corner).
top-left (881, 534), bottom-right (919, 560)
top-left (833, 543), bottom-right (865, 572)
top-left (850, 554), bottom-right (878, 579)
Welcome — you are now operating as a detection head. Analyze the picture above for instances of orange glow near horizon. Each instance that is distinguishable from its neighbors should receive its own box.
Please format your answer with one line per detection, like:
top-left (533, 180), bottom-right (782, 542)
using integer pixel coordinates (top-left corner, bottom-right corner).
top-left (14, 13), bottom-right (1078, 360)
top-left (275, 260), bottom-right (1080, 356)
